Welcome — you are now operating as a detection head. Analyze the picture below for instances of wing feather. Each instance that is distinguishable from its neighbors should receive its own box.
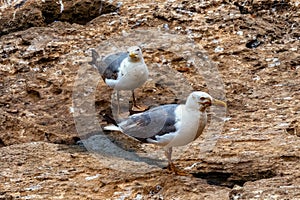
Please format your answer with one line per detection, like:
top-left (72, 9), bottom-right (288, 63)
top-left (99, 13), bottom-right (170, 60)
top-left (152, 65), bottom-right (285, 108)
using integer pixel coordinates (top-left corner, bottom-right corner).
top-left (119, 105), bottom-right (179, 142)
top-left (90, 49), bottom-right (127, 80)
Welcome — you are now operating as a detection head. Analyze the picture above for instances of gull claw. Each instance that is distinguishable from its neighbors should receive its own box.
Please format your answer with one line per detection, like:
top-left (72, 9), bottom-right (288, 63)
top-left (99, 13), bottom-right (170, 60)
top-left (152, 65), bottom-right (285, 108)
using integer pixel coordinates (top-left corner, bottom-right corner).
top-left (130, 104), bottom-right (148, 113)
top-left (167, 162), bottom-right (190, 176)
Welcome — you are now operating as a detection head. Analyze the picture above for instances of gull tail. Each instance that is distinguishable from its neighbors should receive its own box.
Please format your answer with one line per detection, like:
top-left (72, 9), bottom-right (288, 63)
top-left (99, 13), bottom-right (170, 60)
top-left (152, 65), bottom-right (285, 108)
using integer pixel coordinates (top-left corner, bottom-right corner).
top-left (105, 78), bottom-right (118, 88)
top-left (102, 114), bottom-right (120, 131)
top-left (89, 49), bottom-right (104, 74)
top-left (102, 114), bottom-right (118, 126)
top-left (103, 124), bottom-right (121, 131)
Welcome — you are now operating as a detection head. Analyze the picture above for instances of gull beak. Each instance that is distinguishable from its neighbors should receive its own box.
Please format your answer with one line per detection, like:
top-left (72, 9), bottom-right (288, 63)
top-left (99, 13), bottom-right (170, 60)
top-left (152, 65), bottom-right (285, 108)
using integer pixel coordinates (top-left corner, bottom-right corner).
top-left (129, 51), bottom-right (137, 58)
top-left (212, 99), bottom-right (227, 107)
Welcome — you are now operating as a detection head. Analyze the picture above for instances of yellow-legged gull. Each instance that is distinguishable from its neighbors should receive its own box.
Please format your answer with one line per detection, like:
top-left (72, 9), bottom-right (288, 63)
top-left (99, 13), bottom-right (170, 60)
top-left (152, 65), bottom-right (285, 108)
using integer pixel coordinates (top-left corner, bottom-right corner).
top-left (104, 91), bottom-right (226, 173)
top-left (90, 46), bottom-right (149, 112)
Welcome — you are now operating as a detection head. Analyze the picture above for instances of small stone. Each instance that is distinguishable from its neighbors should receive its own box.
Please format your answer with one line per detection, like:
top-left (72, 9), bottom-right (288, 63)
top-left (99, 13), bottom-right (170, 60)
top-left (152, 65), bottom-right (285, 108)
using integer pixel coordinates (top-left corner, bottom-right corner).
top-left (214, 46), bottom-right (224, 53)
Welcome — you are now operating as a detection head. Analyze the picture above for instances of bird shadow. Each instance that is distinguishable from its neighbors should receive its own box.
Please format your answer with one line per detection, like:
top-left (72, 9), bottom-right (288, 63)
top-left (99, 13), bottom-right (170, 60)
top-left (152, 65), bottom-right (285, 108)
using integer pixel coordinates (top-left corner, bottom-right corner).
top-left (76, 131), bottom-right (167, 169)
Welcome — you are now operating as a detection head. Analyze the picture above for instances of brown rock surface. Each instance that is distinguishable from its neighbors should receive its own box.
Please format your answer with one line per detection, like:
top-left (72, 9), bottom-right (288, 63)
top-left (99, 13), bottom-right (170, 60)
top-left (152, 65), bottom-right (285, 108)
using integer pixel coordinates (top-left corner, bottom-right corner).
top-left (0, 0), bottom-right (300, 199)
top-left (0, 0), bottom-right (118, 36)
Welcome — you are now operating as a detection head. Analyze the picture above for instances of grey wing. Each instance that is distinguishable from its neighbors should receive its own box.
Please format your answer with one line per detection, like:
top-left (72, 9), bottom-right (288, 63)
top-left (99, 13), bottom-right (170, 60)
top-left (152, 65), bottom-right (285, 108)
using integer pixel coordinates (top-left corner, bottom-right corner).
top-left (102, 52), bottom-right (127, 80)
top-left (119, 105), bottom-right (178, 142)
top-left (90, 49), bottom-right (127, 80)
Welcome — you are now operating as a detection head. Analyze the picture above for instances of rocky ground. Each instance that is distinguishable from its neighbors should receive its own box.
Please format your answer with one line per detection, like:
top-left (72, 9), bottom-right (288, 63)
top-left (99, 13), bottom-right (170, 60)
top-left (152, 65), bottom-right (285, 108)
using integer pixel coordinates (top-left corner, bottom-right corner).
top-left (0, 0), bottom-right (300, 199)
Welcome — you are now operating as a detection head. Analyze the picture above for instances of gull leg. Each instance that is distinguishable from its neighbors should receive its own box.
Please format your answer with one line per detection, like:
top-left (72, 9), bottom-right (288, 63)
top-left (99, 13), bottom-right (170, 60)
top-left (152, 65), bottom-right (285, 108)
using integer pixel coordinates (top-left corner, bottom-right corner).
top-left (115, 90), bottom-right (129, 119)
top-left (165, 147), bottom-right (176, 171)
top-left (165, 147), bottom-right (188, 176)
top-left (132, 90), bottom-right (137, 107)
top-left (130, 90), bottom-right (148, 112)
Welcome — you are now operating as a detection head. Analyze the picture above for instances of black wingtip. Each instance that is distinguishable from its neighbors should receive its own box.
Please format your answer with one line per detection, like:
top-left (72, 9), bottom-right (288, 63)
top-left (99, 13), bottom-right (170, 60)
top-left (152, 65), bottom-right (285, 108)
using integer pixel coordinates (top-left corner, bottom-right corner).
top-left (89, 49), bottom-right (100, 67)
top-left (102, 113), bottom-right (118, 126)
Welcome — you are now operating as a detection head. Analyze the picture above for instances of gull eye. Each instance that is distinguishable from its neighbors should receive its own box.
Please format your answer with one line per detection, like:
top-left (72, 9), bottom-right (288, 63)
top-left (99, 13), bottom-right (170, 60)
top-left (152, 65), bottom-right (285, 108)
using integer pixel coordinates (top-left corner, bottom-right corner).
top-left (199, 97), bottom-right (206, 101)
top-left (136, 48), bottom-right (140, 51)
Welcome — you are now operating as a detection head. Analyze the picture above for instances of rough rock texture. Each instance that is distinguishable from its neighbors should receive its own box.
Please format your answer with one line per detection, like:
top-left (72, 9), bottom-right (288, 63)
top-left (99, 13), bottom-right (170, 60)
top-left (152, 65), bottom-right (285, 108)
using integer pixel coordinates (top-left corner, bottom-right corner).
top-left (0, 0), bottom-right (118, 36)
top-left (0, 0), bottom-right (300, 199)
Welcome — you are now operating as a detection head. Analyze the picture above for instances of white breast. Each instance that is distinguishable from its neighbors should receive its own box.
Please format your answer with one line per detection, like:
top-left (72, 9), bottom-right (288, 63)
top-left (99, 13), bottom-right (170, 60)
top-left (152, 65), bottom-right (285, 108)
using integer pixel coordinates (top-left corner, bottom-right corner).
top-left (113, 59), bottom-right (148, 90)
top-left (165, 107), bottom-right (201, 148)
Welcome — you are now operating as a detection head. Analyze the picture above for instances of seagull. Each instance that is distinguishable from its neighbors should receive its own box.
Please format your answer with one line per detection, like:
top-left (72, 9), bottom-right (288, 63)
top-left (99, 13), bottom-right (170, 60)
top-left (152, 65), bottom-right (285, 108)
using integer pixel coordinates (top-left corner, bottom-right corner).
top-left (104, 91), bottom-right (226, 173)
top-left (90, 46), bottom-right (149, 113)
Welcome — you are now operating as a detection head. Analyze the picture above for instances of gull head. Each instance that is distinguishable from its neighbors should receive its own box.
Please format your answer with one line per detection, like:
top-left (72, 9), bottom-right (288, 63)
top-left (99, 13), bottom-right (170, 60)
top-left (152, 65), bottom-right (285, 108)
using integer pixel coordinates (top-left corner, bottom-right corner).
top-left (186, 91), bottom-right (226, 111)
top-left (127, 46), bottom-right (143, 62)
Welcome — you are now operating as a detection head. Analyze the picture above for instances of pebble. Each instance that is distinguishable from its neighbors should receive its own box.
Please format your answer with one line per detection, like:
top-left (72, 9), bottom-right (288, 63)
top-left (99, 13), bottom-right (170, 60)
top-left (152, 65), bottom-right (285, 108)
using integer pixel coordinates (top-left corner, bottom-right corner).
top-left (214, 46), bottom-right (224, 53)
